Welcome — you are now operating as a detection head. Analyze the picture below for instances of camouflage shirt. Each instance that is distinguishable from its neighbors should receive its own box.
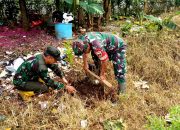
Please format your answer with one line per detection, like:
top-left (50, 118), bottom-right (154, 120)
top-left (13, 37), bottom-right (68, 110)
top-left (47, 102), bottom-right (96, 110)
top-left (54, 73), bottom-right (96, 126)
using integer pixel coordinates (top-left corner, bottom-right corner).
top-left (79, 32), bottom-right (126, 61)
top-left (13, 54), bottom-right (65, 89)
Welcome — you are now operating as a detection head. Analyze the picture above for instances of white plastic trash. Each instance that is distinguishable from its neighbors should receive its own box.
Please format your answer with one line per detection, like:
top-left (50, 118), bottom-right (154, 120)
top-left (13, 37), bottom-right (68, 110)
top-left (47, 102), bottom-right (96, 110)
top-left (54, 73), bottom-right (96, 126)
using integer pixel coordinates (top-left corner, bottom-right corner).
top-left (80, 120), bottom-right (88, 128)
top-left (5, 58), bottom-right (24, 73)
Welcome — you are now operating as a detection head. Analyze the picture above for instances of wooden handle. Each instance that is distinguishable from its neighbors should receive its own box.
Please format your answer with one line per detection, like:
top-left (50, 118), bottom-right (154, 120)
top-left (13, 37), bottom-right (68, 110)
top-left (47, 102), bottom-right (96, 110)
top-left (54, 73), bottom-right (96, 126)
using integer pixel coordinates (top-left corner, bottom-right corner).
top-left (86, 69), bottom-right (112, 88)
top-left (75, 61), bottom-right (113, 88)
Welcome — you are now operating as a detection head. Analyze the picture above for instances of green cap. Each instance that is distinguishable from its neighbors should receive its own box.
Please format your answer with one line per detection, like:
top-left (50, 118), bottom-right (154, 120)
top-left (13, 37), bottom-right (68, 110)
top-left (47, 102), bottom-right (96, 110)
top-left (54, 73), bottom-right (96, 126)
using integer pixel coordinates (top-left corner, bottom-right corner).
top-left (44, 46), bottom-right (61, 61)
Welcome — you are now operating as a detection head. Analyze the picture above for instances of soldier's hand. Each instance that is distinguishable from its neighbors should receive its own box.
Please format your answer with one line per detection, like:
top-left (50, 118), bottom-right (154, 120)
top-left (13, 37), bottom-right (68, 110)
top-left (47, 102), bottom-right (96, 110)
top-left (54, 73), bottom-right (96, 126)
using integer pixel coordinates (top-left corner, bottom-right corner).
top-left (65, 85), bottom-right (76, 94)
top-left (62, 77), bottom-right (69, 85)
top-left (100, 75), bottom-right (106, 80)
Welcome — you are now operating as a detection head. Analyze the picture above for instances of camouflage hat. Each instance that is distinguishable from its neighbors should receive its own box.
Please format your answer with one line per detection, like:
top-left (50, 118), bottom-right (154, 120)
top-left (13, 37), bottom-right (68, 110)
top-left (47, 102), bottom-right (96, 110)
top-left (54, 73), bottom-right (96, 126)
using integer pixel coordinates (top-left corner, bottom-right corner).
top-left (44, 46), bottom-right (61, 61)
top-left (72, 40), bottom-right (88, 56)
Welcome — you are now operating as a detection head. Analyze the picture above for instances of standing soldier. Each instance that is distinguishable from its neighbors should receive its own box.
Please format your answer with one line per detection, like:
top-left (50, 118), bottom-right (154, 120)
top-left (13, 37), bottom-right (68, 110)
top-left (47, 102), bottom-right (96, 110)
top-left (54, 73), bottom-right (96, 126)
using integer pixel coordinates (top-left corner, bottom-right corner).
top-left (72, 32), bottom-right (127, 94)
top-left (13, 46), bottom-right (76, 99)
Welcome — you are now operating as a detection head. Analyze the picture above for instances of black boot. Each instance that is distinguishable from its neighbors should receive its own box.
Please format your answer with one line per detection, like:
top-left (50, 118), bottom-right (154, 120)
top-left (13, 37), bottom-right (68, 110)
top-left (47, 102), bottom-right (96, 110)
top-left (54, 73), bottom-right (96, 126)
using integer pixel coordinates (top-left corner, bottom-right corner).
top-left (118, 83), bottom-right (126, 94)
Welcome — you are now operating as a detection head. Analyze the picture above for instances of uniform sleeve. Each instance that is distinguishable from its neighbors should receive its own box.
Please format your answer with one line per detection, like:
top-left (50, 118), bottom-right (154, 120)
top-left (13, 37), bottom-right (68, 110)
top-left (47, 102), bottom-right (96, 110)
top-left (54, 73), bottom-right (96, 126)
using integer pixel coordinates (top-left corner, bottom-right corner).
top-left (47, 64), bottom-right (65, 78)
top-left (38, 67), bottom-right (64, 89)
top-left (92, 40), bottom-right (109, 62)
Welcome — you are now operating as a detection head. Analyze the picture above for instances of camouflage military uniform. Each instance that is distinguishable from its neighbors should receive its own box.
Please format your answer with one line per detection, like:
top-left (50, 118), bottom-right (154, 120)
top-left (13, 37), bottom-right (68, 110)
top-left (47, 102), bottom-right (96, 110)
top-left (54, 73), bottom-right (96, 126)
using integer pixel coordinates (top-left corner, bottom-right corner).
top-left (79, 32), bottom-right (127, 84)
top-left (13, 54), bottom-right (64, 93)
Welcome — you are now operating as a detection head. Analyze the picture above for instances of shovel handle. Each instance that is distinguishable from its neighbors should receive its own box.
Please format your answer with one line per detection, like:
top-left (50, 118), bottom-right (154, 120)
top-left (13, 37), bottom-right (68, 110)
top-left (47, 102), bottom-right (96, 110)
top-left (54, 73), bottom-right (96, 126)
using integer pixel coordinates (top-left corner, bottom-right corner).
top-left (76, 61), bottom-right (113, 88)
top-left (86, 69), bottom-right (113, 88)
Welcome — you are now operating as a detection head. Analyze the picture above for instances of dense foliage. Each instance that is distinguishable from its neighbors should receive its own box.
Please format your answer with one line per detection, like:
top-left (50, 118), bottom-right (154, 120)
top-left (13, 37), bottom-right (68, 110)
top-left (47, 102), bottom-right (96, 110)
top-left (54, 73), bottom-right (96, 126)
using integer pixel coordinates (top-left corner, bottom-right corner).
top-left (0, 0), bottom-right (179, 25)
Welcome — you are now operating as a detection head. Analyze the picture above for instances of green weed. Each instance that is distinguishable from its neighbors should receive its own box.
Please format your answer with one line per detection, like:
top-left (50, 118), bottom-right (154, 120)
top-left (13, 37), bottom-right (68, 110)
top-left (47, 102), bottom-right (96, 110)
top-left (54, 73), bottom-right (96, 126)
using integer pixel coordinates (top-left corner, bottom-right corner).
top-left (145, 105), bottom-right (180, 130)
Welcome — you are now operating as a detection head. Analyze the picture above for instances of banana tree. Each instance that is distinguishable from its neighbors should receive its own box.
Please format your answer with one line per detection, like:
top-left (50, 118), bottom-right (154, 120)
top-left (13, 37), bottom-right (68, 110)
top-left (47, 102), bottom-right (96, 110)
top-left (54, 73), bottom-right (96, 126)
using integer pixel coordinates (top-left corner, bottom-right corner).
top-left (103, 0), bottom-right (111, 22)
top-left (64, 0), bottom-right (104, 28)
top-left (144, 11), bottom-right (179, 31)
top-left (64, 0), bottom-right (104, 15)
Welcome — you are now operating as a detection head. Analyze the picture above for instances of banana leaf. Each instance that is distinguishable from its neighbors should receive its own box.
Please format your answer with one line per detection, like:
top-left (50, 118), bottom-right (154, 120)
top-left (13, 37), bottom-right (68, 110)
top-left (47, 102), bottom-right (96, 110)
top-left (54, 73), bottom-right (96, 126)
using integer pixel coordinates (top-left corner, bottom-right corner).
top-left (64, 0), bottom-right (73, 4)
top-left (144, 15), bottom-right (177, 30)
top-left (64, 0), bottom-right (104, 15)
top-left (80, 2), bottom-right (104, 15)
top-left (144, 15), bottom-right (163, 25)
top-left (163, 20), bottom-right (177, 30)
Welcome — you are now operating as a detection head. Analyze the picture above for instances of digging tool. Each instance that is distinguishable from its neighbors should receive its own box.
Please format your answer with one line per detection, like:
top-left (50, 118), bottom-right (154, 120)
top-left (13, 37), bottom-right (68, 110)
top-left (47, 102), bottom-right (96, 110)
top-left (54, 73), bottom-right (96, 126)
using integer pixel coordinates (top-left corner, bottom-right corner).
top-left (85, 68), bottom-right (118, 99)
top-left (85, 69), bottom-right (113, 89)
top-left (75, 61), bottom-right (116, 97)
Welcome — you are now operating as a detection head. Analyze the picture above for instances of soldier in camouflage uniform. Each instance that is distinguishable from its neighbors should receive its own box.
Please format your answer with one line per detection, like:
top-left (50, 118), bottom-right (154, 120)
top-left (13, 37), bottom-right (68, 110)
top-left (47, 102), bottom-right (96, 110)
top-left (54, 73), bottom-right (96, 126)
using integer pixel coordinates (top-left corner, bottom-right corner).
top-left (13, 46), bottom-right (76, 94)
top-left (72, 32), bottom-right (127, 94)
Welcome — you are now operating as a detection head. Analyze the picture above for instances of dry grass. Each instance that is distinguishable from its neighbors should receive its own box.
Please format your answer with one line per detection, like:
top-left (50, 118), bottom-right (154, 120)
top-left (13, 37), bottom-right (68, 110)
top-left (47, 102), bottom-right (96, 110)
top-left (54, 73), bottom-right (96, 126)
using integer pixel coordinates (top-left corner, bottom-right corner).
top-left (0, 28), bottom-right (180, 130)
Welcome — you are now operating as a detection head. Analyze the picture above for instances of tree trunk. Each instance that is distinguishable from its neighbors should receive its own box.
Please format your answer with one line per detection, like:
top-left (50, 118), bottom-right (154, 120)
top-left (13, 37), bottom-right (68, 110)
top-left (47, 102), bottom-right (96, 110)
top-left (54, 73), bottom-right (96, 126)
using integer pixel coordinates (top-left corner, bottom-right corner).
top-left (125, 0), bottom-right (131, 16)
top-left (55, 0), bottom-right (60, 11)
top-left (87, 14), bottom-right (93, 31)
top-left (103, 0), bottom-right (111, 22)
top-left (78, 7), bottom-right (84, 27)
top-left (144, 0), bottom-right (148, 14)
top-left (19, 0), bottom-right (29, 31)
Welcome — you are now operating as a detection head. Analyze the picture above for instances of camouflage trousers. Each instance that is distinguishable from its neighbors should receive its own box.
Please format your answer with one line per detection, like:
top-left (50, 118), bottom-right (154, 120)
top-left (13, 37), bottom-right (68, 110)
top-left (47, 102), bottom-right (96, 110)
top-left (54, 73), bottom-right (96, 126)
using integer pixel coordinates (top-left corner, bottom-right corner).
top-left (13, 76), bottom-right (48, 93)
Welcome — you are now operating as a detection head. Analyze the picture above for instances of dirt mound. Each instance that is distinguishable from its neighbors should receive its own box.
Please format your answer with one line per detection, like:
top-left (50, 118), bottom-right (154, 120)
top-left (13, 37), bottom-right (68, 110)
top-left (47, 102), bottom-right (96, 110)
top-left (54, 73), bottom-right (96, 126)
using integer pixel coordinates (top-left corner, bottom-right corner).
top-left (73, 77), bottom-right (105, 100)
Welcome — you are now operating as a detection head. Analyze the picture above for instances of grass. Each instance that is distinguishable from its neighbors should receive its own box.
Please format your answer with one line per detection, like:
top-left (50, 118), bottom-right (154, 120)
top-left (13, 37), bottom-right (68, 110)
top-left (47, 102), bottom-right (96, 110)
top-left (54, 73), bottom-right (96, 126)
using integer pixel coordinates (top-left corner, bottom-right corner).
top-left (0, 23), bottom-right (180, 130)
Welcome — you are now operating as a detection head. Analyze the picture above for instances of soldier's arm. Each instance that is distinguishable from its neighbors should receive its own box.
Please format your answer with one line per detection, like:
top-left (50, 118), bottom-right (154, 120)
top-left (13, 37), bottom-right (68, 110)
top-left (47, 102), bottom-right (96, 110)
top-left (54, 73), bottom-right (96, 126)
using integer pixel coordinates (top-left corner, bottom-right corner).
top-left (92, 40), bottom-right (109, 80)
top-left (48, 64), bottom-right (72, 85)
top-left (39, 68), bottom-right (64, 90)
top-left (47, 64), bottom-right (65, 78)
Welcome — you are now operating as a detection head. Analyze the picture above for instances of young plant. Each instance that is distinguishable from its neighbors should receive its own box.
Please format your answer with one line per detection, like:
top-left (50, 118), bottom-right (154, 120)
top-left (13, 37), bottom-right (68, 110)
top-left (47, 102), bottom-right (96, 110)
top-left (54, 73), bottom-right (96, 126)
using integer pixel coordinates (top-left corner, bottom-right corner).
top-left (63, 41), bottom-right (74, 66)
top-left (121, 21), bottom-right (132, 37)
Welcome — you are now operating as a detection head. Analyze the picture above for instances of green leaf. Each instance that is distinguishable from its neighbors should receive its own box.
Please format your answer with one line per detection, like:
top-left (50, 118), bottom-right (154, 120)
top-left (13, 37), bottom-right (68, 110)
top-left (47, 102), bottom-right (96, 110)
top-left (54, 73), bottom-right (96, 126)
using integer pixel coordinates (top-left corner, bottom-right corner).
top-left (64, 41), bottom-right (74, 65)
top-left (80, 2), bottom-right (104, 14)
top-left (175, 11), bottom-right (180, 15)
top-left (144, 15), bottom-right (163, 25)
top-left (163, 20), bottom-right (177, 30)
top-left (64, 0), bottom-right (104, 14)
top-left (64, 0), bottom-right (73, 4)
top-left (144, 14), bottom-right (178, 30)
top-left (145, 116), bottom-right (166, 130)
top-left (103, 119), bottom-right (125, 130)
top-left (145, 106), bottom-right (180, 130)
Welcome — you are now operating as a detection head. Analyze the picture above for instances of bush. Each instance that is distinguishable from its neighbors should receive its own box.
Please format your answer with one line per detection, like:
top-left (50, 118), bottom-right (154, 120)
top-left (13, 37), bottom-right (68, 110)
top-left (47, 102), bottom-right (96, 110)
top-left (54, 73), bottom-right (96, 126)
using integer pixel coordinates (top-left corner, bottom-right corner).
top-left (145, 105), bottom-right (180, 130)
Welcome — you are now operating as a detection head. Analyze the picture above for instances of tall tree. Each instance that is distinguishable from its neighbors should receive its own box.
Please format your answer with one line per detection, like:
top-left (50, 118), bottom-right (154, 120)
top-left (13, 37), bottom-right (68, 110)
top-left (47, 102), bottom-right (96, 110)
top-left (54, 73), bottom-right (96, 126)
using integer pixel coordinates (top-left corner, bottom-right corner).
top-left (55, 0), bottom-right (61, 11)
top-left (103, 0), bottom-right (111, 22)
top-left (125, 0), bottom-right (131, 16)
top-left (19, 0), bottom-right (29, 31)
